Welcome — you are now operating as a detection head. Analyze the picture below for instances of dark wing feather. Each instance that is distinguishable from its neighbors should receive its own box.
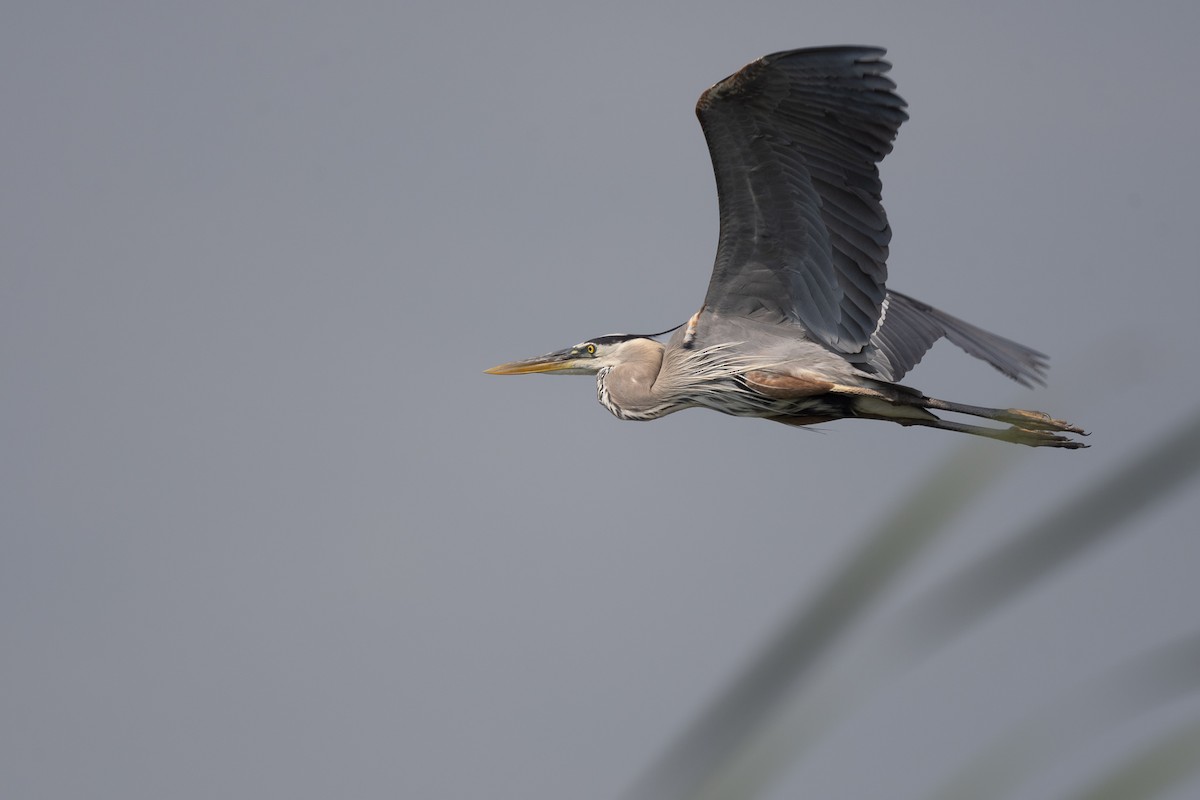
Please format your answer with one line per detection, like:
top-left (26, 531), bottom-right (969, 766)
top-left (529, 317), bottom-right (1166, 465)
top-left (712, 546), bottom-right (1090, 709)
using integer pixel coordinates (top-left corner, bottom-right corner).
top-left (697, 46), bottom-right (908, 353)
top-left (865, 291), bottom-right (1049, 387)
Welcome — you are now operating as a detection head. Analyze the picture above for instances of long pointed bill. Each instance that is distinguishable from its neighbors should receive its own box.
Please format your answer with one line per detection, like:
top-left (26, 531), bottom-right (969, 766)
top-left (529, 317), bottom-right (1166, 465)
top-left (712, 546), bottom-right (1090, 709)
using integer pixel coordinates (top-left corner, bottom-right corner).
top-left (484, 348), bottom-right (586, 375)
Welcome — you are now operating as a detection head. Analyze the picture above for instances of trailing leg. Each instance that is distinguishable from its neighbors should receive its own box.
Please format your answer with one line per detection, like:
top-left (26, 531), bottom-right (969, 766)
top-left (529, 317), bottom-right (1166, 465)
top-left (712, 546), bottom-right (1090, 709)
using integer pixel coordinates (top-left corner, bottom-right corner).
top-left (908, 394), bottom-right (1086, 435)
top-left (849, 392), bottom-right (1088, 449)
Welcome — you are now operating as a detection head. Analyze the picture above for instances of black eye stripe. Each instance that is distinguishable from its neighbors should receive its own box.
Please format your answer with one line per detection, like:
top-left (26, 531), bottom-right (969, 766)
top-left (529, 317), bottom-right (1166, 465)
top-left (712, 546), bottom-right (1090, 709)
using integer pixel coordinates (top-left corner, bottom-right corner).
top-left (585, 326), bottom-right (681, 348)
top-left (588, 334), bottom-right (638, 346)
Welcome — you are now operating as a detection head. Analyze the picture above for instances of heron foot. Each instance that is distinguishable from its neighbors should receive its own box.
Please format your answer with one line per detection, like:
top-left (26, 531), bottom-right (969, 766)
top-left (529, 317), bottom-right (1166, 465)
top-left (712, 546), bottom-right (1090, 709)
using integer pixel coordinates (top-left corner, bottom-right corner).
top-left (1001, 425), bottom-right (1090, 449)
top-left (998, 408), bottom-right (1089, 435)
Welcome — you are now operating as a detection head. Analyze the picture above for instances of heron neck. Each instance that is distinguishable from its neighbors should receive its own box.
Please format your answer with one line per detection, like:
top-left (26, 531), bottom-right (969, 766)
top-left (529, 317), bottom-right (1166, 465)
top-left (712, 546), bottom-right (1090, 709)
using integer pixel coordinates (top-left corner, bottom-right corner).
top-left (595, 341), bottom-right (669, 420)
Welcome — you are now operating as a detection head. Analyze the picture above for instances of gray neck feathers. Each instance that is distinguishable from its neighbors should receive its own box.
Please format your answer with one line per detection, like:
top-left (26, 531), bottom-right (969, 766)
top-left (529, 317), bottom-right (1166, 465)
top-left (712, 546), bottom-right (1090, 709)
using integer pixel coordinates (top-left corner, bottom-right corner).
top-left (595, 340), bottom-right (671, 420)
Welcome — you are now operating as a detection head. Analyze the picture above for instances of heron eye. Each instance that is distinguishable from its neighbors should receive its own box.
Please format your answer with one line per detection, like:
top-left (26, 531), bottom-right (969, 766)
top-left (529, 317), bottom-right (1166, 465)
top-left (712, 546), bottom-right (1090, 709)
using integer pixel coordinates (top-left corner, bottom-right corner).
top-left (586, 344), bottom-right (596, 355)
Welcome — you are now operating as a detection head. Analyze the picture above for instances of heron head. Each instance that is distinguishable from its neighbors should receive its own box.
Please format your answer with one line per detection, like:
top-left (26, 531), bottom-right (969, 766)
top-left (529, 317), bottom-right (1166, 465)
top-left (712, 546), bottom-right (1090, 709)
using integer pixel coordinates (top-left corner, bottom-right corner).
top-left (485, 333), bottom-right (667, 376)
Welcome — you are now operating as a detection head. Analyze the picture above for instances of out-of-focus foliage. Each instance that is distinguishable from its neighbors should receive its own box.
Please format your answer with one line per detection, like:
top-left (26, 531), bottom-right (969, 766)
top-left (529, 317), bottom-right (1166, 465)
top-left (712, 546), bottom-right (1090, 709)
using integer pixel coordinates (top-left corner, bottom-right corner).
top-left (627, 409), bottom-right (1200, 800)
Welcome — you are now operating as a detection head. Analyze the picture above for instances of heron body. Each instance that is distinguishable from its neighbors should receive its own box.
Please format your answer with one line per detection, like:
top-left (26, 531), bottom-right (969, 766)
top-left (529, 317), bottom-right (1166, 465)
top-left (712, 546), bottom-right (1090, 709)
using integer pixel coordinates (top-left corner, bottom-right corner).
top-left (487, 47), bottom-right (1086, 448)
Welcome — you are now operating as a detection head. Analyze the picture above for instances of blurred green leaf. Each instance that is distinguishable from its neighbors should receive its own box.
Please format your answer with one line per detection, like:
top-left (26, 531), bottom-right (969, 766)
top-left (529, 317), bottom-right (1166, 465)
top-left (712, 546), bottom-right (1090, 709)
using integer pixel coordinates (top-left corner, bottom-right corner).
top-left (625, 407), bottom-right (1200, 800)
top-left (623, 445), bottom-right (1016, 800)
top-left (1067, 717), bottom-right (1200, 800)
top-left (895, 408), bottom-right (1200, 653)
top-left (928, 633), bottom-right (1200, 800)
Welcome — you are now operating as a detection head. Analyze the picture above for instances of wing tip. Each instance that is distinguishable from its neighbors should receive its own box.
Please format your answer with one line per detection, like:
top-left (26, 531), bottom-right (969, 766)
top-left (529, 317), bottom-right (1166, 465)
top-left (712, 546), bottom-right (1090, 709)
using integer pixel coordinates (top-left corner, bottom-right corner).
top-left (697, 45), bottom-right (899, 115)
top-left (760, 45), bottom-right (892, 73)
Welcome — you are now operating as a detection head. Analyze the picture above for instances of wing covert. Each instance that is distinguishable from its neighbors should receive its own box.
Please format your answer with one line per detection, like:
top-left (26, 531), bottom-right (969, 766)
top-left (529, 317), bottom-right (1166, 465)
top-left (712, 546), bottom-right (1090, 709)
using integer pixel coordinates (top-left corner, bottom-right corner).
top-left (698, 46), bottom-right (908, 353)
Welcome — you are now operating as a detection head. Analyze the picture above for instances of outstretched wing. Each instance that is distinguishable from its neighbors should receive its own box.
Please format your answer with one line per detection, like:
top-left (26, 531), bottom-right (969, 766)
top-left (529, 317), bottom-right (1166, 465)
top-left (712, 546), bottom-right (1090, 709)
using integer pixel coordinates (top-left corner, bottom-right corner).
top-left (698, 46), bottom-right (908, 353)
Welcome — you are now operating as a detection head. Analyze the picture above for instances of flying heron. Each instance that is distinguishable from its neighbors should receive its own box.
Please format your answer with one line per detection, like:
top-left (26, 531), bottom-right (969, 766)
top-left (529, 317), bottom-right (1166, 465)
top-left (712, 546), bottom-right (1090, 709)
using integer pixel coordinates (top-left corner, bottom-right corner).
top-left (486, 46), bottom-right (1086, 448)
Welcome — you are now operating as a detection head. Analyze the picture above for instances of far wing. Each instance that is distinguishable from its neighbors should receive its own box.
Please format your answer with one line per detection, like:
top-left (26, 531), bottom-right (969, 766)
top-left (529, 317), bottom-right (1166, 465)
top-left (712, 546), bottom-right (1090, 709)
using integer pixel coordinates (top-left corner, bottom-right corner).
top-left (865, 291), bottom-right (1049, 387)
top-left (697, 46), bottom-right (908, 353)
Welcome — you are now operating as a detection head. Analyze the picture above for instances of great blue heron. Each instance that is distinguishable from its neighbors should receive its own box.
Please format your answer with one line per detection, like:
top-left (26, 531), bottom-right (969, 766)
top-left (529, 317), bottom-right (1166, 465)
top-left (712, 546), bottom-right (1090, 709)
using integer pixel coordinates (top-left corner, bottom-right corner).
top-left (487, 46), bottom-right (1086, 448)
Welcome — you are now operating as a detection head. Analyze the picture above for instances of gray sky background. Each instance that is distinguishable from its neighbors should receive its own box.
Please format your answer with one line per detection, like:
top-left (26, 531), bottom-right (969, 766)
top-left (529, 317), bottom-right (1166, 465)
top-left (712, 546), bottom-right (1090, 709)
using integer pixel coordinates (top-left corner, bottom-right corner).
top-left (4, 2), bottom-right (1200, 798)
